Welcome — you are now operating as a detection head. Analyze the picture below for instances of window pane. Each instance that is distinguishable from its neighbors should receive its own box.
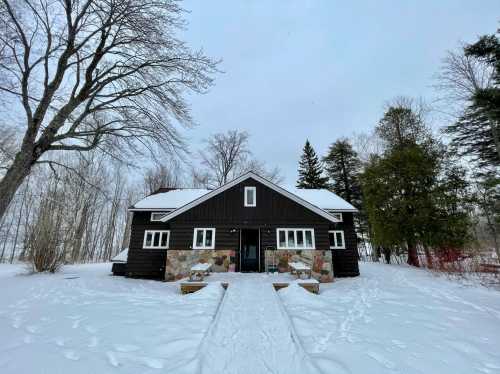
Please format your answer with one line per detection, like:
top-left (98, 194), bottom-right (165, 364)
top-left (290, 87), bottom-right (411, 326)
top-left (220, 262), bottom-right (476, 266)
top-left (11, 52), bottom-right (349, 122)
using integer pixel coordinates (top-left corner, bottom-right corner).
top-left (328, 232), bottom-right (335, 248)
top-left (296, 231), bottom-right (304, 247)
top-left (146, 232), bottom-right (153, 247)
top-left (287, 230), bottom-right (295, 248)
top-left (205, 229), bottom-right (213, 247)
top-left (247, 189), bottom-right (254, 205)
top-left (279, 230), bottom-right (286, 247)
top-left (305, 230), bottom-right (313, 248)
top-left (160, 232), bottom-right (168, 247)
top-left (336, 232), bottom-right (344, 247)
top-left (196, 230), bottom-right (204, 247)
top-left (153, 232), bottom-right (160, 247)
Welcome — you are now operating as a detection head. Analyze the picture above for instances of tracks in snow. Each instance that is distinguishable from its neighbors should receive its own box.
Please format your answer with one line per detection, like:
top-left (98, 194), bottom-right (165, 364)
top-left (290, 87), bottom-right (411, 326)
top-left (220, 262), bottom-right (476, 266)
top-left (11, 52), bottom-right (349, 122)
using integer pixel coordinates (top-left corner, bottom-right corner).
top-left (198, 280), bottom-right (322, 374)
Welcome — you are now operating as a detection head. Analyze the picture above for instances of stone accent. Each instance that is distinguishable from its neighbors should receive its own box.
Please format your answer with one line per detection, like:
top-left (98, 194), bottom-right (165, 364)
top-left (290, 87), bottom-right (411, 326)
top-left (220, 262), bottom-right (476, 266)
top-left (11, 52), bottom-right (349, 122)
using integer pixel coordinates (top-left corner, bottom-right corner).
top-left (165, 250), bottom-right (236, 281)
top-left (265, 249), bottom-right (333, 282)
top-left (165, 249), bottom-right (333, 283)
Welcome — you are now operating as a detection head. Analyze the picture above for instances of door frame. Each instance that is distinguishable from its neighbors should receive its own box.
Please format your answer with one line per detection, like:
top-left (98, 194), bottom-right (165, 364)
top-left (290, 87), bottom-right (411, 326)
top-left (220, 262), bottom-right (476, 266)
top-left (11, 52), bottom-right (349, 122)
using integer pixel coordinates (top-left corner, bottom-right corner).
top-left (239, 228), bottom-right (260, 272)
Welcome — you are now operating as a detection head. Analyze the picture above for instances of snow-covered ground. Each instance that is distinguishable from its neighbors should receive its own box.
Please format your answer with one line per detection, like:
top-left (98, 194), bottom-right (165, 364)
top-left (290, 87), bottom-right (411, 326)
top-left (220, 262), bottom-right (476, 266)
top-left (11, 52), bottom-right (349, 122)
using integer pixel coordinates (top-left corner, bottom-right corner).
top-left (0, 262), bottom-right (499, 374)
top-left (0, 263), bottom-right (223, 374)
top-left (280, 263), bottom-right (500, 374)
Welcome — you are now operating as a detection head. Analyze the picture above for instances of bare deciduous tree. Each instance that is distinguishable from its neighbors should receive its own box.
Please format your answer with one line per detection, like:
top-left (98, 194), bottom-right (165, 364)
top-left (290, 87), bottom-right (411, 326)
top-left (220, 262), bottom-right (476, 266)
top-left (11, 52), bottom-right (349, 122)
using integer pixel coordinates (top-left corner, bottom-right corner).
top-left (198, 130), bottom-right (250, 188)
top-left (143, 161), bottom-right (182, 195)
top-left (196, 130), bottom-right (283, 188)
top-left (0, 0), bottom-right (218, 221)
top-left (435, 48), bottom-right (494, 113)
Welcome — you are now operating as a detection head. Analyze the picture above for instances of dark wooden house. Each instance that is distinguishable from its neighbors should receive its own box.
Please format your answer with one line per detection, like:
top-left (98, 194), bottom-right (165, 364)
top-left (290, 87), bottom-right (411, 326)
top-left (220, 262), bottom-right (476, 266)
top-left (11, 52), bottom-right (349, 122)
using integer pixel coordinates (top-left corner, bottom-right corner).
top-left (123, 171), bottom-right (359, 281)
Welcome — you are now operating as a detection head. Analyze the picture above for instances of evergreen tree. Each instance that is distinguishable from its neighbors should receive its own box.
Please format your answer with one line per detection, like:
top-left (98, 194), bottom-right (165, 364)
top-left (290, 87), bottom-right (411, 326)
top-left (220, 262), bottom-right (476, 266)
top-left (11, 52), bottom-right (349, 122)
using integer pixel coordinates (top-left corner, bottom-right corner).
top-left (445, 31), bottom-right (500, 167)
top-left (322, 139), bottom-right (362, 207)
top-left (362, 103), bottom-right (472, 267)
top-left (362, 144), bottom-right (439, 267)
top-left (296, 140), bottom-right (328, 189)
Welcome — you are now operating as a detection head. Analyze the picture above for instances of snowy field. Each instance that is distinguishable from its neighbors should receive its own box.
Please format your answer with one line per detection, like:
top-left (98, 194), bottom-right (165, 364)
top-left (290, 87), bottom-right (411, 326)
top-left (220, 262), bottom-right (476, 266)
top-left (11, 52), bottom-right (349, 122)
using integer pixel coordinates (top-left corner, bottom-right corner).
top-left (0, 262), bottom-right (499, 374)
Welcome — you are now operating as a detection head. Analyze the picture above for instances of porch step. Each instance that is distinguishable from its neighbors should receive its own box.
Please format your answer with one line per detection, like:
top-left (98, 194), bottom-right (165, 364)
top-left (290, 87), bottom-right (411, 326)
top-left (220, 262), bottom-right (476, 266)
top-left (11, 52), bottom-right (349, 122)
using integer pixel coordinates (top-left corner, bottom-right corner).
top-left (180, 281), bottom-right (318, 294)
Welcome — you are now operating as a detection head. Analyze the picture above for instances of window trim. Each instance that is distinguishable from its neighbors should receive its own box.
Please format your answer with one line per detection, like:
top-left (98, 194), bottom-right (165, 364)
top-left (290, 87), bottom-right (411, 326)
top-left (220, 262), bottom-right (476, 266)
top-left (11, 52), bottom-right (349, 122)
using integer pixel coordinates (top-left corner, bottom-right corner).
top-left (276, 228), bottom-right (315, 250)
top-left (192, 228), bottom-right (216, 249)
top-left (244, 186), bottom-right (256, 207)
top-left (143, 230), bottom-right (170, 249)
top-left (329, 230), bottom-right (345, 249)
top-left (332, 212), bottom-right (343, 222)
top-left (150, 211), bottom-right (171, 222)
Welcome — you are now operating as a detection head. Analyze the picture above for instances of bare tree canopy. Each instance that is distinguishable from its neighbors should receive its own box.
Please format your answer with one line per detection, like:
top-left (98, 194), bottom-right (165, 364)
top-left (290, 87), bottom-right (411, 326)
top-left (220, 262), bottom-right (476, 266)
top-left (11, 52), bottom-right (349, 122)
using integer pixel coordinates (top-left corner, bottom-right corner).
top-left (435, 48), bottom-right (494, 108)
top-left (194, 130), bottom-right (283, 188)
top-left (0, 0), bottom-right (218, 221)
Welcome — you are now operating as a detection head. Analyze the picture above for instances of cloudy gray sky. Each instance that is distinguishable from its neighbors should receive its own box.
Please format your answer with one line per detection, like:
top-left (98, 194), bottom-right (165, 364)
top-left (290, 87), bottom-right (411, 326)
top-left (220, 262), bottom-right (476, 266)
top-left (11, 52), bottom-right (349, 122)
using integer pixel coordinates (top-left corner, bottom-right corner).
top-left (181, 0), bottom-right (498, 185)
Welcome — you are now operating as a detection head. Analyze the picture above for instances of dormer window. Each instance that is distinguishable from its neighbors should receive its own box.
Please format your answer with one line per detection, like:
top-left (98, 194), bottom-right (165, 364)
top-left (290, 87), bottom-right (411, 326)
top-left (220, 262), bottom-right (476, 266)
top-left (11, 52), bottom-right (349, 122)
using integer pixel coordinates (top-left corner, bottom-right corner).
top-left (244, 186), bottom-right (256, 207)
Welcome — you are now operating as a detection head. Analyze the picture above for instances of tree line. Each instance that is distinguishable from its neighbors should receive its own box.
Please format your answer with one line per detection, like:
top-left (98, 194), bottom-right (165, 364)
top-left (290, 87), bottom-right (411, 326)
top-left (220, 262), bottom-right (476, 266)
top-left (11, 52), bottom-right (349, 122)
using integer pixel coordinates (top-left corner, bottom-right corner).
top-left (296, 30), bottom-right (500, 267)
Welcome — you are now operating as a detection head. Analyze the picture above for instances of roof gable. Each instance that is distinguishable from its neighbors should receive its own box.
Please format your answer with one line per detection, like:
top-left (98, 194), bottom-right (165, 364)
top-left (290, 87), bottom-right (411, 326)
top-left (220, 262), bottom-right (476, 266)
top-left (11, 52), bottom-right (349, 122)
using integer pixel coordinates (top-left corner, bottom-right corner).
top-left (158, 172), bottom-right (355, 223)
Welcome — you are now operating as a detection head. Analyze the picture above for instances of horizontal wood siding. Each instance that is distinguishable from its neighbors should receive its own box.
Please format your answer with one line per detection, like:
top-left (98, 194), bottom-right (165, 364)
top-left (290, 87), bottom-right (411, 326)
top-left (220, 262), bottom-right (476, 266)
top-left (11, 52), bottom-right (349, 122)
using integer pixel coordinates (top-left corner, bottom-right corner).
top-left (127, 211), bottom-right (171, 279)
top-left (330, 212), bottom-right (360, 277)
top-left (127, 177), bottom-right (360, 278)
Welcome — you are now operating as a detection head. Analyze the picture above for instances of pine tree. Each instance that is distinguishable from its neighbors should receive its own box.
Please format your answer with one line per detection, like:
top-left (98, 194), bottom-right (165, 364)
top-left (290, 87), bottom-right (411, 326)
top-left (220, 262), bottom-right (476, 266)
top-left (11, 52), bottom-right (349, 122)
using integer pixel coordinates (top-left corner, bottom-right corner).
top-left (296, 140), bottom-right (328, 189)
top-left (322, 139), bottom-right (362, 207)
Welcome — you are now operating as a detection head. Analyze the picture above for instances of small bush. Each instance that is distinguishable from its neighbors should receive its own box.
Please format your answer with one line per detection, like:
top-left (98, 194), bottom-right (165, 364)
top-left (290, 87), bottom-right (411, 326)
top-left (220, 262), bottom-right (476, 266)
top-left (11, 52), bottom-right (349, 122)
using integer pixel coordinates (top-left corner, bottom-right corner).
top-left (25, 203), bottom-right (65, 273)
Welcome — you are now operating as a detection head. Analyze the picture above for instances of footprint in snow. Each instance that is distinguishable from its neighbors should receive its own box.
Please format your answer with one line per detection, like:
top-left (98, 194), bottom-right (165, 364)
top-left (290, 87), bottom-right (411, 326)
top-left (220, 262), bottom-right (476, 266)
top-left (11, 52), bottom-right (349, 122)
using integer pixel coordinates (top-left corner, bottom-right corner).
top-left (106, 351), bottom-right (119, 367)
top-left (142, 357), bottom-right (164, 369)
top-left (367, 351), bottom-right (396, 369)
top-left (114, 344), bottom-right (140, 352)
top-left (26, 325), bottom-right (39, 334)
top-left (85, 325), bottom-right (98, 334)
top-left (87, 336), bottom-right (99, 348)
top-left (11, 316), bottom-right (22, 328)
top-left (63, 350), bottom-right (80, 361)
top-left (391, 339), bottom-right (406, 349)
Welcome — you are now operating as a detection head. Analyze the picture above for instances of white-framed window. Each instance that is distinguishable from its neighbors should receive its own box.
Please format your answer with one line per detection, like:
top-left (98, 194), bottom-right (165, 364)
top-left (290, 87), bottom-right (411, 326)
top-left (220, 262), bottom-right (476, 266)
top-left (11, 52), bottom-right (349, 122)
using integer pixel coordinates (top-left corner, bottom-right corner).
top-left (244, 186), bottom-right (256, 207)
top-left (143, 230), bottom-right (170, 249)
top-left (326, 210), bottom-right (343, 222)
top-left (150, 211), bottom-right (172, 221)
top-left (276, 228), bottom-right (315, 250)
top-left (329, 230), bottom-right (345, 249)
top-left (193, 228), bottom-right (216, 249)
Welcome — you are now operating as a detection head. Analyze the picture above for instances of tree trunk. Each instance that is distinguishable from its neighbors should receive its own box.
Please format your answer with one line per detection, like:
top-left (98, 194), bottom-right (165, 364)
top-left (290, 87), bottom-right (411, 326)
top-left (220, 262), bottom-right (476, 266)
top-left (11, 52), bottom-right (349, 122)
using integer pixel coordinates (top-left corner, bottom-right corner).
top-left (0, 151), bottom-right (35, 223)
top-left (423, 245), bottom-right (433, 269)
top-left (407, 244), bottom-right (420, 267)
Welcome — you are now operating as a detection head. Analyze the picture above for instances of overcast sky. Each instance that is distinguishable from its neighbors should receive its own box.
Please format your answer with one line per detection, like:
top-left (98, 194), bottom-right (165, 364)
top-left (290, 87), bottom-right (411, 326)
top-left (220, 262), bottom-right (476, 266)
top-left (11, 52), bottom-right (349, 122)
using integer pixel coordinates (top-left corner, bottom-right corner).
top-left (181, 1), bottom-right (498, 185)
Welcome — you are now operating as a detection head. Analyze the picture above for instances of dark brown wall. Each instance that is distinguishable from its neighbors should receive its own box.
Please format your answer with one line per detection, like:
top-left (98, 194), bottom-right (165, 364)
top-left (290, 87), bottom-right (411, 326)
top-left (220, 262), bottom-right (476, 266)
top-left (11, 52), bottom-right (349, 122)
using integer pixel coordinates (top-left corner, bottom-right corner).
top-left (127, 177), bottom-right (359, 279)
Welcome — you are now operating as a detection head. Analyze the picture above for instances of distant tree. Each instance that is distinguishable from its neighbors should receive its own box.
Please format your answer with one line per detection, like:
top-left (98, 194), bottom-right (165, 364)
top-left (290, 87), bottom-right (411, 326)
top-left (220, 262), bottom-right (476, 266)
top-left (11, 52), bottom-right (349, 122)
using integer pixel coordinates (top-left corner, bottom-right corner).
top-left (143, 162), bottom-right (182, 196)
top-left (196, 130), bottom-right (282, 188)
top-left (296, 140), bottom-right (328, 189)
top-left (0, 0), bottom-right (218, 222)
top-left (376, 97), bottom-right (431, 150)
top-left (440, 31), bottom-right (500, 168)
top-left (322, 138), bottom-right (362, 207)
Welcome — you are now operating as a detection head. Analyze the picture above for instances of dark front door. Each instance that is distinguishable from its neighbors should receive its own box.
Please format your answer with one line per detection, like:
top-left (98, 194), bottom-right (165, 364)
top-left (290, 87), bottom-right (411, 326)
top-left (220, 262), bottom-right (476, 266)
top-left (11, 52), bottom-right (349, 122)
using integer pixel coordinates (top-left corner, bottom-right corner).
top-left (240, 229), bottom-right (259, 272)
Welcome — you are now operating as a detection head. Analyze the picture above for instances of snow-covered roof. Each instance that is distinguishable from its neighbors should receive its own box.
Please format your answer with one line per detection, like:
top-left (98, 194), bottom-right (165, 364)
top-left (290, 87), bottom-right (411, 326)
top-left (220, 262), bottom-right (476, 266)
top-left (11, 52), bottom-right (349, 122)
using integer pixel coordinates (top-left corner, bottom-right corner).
top-left (131, 189), bottom-right (210, 210)
top-left (129, 172), bottom-right (357, 221)
top-left (286, 188), bottom-right (357, 211)
top-left (111, 248), bottom-right (128, 263)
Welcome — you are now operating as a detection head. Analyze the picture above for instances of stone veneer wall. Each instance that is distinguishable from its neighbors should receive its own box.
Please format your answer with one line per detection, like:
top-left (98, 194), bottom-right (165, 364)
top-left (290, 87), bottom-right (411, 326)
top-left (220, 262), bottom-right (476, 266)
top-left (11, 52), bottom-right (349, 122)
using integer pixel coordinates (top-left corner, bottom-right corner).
top-left (166, 249), bottom-right (333, 283)
top-left (266, 250), bottom-right (333, 282)
top-left (165, 250), bottom-right (236, 281)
